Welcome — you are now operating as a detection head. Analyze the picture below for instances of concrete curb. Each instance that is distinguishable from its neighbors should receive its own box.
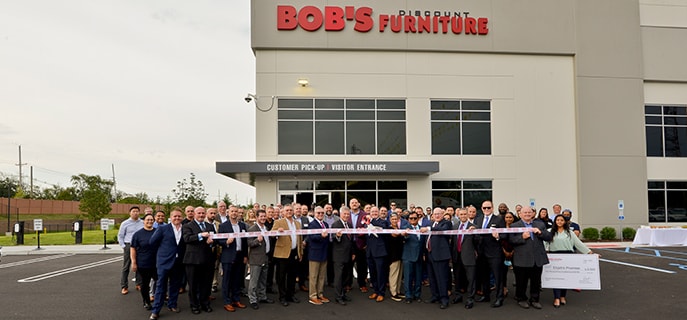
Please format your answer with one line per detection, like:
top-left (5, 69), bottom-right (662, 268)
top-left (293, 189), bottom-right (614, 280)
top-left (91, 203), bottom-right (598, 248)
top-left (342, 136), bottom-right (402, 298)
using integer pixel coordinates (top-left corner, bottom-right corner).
top-left (1, 244), bottom-right (122, 256)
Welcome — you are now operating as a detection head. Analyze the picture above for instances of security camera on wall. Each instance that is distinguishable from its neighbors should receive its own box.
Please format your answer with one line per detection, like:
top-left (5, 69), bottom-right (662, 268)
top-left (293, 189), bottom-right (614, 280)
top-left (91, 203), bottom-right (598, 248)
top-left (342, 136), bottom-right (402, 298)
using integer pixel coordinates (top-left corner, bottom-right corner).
top-left (245, 93), bottom-right (256, 103)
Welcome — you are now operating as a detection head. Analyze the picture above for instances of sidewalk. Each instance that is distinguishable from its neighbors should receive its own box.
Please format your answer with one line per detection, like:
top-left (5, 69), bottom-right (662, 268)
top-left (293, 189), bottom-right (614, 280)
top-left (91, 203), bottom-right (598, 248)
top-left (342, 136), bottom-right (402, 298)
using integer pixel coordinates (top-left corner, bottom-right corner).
top-left (1, 244), bottom-right (122, 256)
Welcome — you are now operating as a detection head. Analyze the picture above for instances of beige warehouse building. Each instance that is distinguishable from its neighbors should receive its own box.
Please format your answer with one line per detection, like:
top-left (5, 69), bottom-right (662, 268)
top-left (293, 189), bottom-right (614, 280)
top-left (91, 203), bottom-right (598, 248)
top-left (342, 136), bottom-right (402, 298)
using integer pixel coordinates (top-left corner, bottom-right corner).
top-left (217, 0), bottom-right (687, 230)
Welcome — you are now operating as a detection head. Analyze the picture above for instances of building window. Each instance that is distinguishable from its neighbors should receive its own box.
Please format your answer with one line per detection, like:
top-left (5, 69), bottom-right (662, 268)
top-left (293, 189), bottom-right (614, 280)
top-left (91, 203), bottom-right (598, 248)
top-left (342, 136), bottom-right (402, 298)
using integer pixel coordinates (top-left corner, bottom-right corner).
top-left (645, 105), bottom-right (687, 157)
top-left (431, 180), bottom-right (493, 211)
top-left (278, 98), bottom-right (406, 155)
top-left (648, 181), bottom-right (687, 223)
top-left (431, 100), bottom-right (491, 155)
top-left (277, 180), bottom-right (407, 209)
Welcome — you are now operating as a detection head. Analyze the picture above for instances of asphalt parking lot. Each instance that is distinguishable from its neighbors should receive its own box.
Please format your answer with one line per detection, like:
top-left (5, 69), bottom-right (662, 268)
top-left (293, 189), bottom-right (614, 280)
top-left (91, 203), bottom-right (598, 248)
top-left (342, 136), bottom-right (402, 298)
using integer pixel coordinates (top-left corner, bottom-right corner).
top-left (1, 245), bottom-right (686, 319)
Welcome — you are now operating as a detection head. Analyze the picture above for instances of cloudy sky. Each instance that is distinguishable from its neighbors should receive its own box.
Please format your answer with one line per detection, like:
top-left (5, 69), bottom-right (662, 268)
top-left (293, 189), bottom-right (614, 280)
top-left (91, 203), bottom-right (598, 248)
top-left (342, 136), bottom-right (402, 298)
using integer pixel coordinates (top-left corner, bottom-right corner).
top-left (0, 0), bottom-right (257, 204)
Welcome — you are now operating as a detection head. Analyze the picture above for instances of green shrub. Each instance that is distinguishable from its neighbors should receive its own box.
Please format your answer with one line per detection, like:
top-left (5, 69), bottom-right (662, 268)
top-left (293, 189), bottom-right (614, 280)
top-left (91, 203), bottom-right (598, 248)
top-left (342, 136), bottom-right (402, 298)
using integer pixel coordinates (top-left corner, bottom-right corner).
top-left (600, 227), bottom-right (617, 240)
top-left (582, 227), bottom-right (599, 241)
top-left (622, 227), bottom-right (636, 240)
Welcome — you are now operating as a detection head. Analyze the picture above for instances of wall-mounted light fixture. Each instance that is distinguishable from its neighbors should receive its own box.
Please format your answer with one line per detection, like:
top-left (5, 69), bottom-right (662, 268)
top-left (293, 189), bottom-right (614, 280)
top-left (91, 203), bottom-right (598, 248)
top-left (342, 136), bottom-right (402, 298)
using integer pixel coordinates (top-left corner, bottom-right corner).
top-left (297, 78), bottom-right (309, 87)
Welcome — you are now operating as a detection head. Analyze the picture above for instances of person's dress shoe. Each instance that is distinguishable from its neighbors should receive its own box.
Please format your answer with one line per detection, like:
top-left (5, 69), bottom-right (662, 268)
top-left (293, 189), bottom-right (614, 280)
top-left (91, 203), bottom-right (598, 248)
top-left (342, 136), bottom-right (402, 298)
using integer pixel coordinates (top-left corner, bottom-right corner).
top-left (404, 299), bottom-right (412, 304)
top-left (287, 296), bottom-right (300, 303)
top-left (202, 305), bottom-right (213, 313)
top-left (178, 288), bottom-right (186, 294)
top-left (136, 285), bottom-right (141, 291)
top-left (531, 301), bottom-right (543, 309)
top-left (360, 286), bottom-right (368, 293)
top-left (368, 293), bottom-right (378, 300)
top-left (439, 303), bottom-right (448, 309)
top-left (223, 304), bottom-right (235, 312)
top-left (376, 295), bottom-right (384, 302)
top-left (259, 298), bottom-right (275, 304)
top-left (208, 296), bottom-right (216, 301)
top-left (319, 296), bottom-right (330, 303)
top-left (426, 298), bottom-right (438, 304)
top-left (191, 308), bottom-right (201, 315)
top-left (250, 303), bottom-right (259, 310)
top-left (121, 288), bottom-right (128, 295)
top-left (343, 295), bottom-right (352, 302)
top-left (465, 300), bottom-right (474, 309)
top-left (168, 307), bottom-right (180, 313)
top-left (143, 302), bottom-right (152, 310)
top-left (560, 298), bottom-right (567, 305)
top-left (300, 285), bottom-right (308, 292)
top-left (452, 296), bottom-right (463, 304)
top-left (335, 298), bottom-right (347, 305)
top-left (391, 295), bottom-right (402, 302)
top-left (518, 300), bottom-right (530, 309)
top-left (491, 299), bottom-right (503, 308)
top-left (211, 285), bottom-right (218, 293)
top-left (148, 313), bottom-right (158, 320)
top-left (232, 301), bottom-right (247, 309)
top-left (309, 297), bottom-right (323, 305)
top-left (415, 298), bottom-right (423, 303)
top-left (279, 300), bottom-right (289, 307)
top-left (475, 296), bottom-right (490, 303)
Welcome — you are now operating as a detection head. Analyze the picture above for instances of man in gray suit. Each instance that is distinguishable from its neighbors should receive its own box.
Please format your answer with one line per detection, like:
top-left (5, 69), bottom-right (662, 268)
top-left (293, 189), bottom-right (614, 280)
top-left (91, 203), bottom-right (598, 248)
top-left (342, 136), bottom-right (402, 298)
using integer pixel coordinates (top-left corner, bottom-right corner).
top-left (331, 206), bottom-right (354, 305)
top-left (507, 206), bottom-right (553, 310)
top-left (246, 210), bottom-right (275, 309)
top-left (451, 208), bottom-right (479, 309)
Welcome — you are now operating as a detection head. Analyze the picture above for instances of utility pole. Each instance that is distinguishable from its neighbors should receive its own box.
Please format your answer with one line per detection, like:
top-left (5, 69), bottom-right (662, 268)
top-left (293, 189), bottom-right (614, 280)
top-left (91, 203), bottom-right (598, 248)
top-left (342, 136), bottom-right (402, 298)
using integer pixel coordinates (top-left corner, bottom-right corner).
top-left (111, 164), bottom-right (117, 202)
top-left (16, 145), bottom-right (27, 190)
top-left (30, 166), bottom-right (33, 197)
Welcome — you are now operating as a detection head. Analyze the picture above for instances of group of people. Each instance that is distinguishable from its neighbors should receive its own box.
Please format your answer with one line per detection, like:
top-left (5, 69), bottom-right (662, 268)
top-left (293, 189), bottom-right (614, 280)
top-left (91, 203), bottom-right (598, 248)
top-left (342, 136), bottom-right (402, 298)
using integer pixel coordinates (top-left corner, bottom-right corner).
top-left (117, 199), bottom-right (593, 319)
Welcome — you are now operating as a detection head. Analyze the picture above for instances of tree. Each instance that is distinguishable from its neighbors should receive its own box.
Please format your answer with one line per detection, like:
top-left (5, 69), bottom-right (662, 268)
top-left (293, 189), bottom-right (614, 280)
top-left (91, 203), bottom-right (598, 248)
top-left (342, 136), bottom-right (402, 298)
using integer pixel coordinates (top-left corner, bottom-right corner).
top-left (172, 173), bottom-right (208, 207)
top-left (72, 174), bottom-right (113, 222)
top-left (0, 175), bottom-right (18, 197)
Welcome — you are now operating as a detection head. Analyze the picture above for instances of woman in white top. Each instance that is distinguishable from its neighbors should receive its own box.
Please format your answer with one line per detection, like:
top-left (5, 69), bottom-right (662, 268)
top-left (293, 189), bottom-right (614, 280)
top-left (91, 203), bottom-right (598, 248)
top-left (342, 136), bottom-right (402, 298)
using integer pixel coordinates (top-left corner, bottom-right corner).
top-left (546, 214), bottom-right (595, 308)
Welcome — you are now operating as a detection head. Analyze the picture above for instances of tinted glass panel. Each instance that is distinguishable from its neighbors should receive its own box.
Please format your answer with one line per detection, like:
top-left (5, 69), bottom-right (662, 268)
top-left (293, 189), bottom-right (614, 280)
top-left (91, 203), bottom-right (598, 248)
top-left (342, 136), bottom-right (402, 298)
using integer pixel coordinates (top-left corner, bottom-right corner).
top-left (377, 122), bottom-right (406, 154)
top-left (347, 181), bottom-right (377, 190)
top-left (431, 111), bottom-right (460, 121)
top-left (279, 110), bottom-right (312, 119)
top-left (646, 126), bottom-right (663, 157)
top-left (432, 122), bottom-right (460, 154)
top-left (648, 181), bottom-right (665, 189)
top-left (315, 110), bottom-right (343, 120)
top-left (378, 181), bottom-right (407, 189)
top-left (278, 121), bottom-right (313, 154)
top-left (315, 121), bottom-right (344, 154)
top-left (664, 127), bottom-right (687, 157)
top-left (279, 99), bottom-right (312, 109)
top-left (346, 99), bottom-right (375, 109)
top-left (462, 123), bottom-right (491, 155)
top-left (377, 100), bottom-right (405, 110)
top-left (347, 191), bottom-right (376, 207)
top-left (667, 182), bottom-right (687, 189)
top-left (314, 180), bottom-right (345, 190)
top-left (464, 190), bottom-right (493, 209)
top-left (347, 111), bottom-right (375, 120)
top-left (432, 181), bottom-right (462, 189)
top-left (432, 191), bottom-right (462, 208)
top-left (378, 191), bottom-right (407, 209)
top-left (377, 111), bottom-right (405, 120)
top-left (315, 99), bottom-right (343, 109)
top-left (464, 181), bottom-right (493, 189)
top-left (462, 100), bottom-right (490, 110)
top-left (645, 105), bottom-right (661, 114)
top-left (462, 112), bottom-right (491, 121)
top-left (663, 117), bottom-right (687, 125)
top-left (648, 190), bottom-right (666, 222)
top-left (431, 101), bottom-right (460, 110)
top-left (663, 106), bottom-right (687, 115)
top-left (667, 191), bottom-right (687, 222)
top-left (645, 116), bottom-right (662, 125)
top-left (279, 181), bottom-right (313, 190)
top-left (346, 122), bottom-right (375, 154)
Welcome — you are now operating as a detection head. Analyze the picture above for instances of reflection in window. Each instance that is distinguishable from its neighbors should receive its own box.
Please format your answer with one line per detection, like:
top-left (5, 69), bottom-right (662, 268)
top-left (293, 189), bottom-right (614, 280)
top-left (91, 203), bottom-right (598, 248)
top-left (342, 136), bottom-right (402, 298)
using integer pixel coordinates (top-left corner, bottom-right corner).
top-left (431, 100), bottom-right (491, 155)
top-left (645, 105), bottom-right (687, 157)
top-left (648, 180), bottom-right (687, 223)
top-left (431, 180), bottom-right (493, 212)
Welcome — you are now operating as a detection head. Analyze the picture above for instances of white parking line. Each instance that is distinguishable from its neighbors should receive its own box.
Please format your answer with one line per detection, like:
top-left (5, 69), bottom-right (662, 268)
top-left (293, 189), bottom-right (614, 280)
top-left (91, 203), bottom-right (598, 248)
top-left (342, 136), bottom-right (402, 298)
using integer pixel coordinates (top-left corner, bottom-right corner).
top-left (0, 254), bottom-right (75, 269)
top-left (600, 258), bottom-right (677, 274)
top-left (17, 256), bottom-right (122, 283)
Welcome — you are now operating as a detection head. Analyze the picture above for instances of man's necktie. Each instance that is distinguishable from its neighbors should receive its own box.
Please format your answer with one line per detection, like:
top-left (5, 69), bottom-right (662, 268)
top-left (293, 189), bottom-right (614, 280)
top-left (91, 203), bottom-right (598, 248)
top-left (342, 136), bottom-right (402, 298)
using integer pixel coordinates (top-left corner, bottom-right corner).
top-left (200, 222), bottom-right (206, 232)
top-left (458, 223), bottom-right (464, 252)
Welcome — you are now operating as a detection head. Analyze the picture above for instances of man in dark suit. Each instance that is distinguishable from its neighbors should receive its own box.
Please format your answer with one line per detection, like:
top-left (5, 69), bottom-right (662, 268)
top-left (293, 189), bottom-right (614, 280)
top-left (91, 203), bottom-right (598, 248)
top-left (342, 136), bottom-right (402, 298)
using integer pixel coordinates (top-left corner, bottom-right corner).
top-left (331, 206), bottom-right (354, 305)
top-left (506, 206), bottom-right (553, 309)
top-left (246, 209), bottom-right (274, 309)
top-left (217, 206), bottom-right (248, 312)
top-left (148, 208), bottom-right (186, 320)
top-left (347, 198), bottom-right (369, 293)
top-left (401, 211), bottom-right (425, 304)
top-left (473, 200), bottom-right (506, 307)
top-left (366, 206), bottom-right (390, 302)
top-left (425, 207), bottom-right (452, 309)
top-left (451, 208), bottom-right (479, 309)
top-left (182, 207), bottom-right (216, 314)
top-left (307, 206), bottom-right (330, 305)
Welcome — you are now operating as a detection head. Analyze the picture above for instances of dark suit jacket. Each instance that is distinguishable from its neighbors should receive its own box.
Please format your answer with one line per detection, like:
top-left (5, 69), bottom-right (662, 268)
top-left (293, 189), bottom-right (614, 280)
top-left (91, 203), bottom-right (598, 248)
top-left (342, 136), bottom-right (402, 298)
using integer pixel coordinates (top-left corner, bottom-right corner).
top-left (330, 219), bottom-right (353, 263)
top-left (402, 225), bottom-right (425, 263)
top-left (247, 223), bottom-right (269, 266)
top-left (150, 223), bottom-right (185, 270)
top-left (451, 221), bottom-right (478, 266)
top-left (507, 219), bottom-right (553, 267)
top-left (348, 210), bottom-right (369, 250)
top-left (182, 220), bottom-right (216, 265)
top-left (366, 218), bottom-right (390, 258)
top-left (387, 219), bottom-right (409, 262)
top-left (217, 220), bottom-right (248, 264)
top-left (474, 214), bottom-right (506, 259)
top-left (307, 219), bottom-right (330, 262)
top-left (427, 219), bottom-right (452, 261)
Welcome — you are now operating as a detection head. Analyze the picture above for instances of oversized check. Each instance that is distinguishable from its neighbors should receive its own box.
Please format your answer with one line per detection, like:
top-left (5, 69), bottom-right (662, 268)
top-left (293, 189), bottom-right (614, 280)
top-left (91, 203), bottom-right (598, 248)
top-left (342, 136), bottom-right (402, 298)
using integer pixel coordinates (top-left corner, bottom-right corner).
top-left (542, 254), bottom-right (601, 290)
